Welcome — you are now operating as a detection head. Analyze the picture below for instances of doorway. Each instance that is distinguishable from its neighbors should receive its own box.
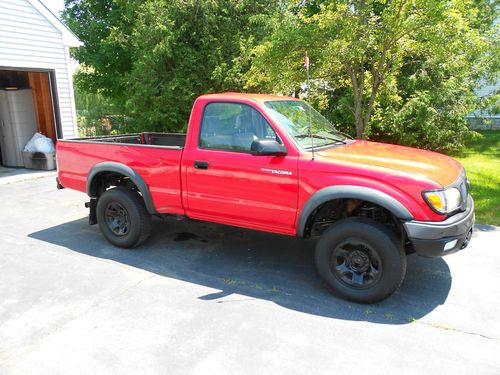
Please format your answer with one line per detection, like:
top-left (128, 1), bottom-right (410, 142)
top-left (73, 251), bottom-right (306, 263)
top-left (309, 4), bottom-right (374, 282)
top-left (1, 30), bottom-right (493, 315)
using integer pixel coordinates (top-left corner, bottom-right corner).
top-left (0, 69), bottom-right (60, 167)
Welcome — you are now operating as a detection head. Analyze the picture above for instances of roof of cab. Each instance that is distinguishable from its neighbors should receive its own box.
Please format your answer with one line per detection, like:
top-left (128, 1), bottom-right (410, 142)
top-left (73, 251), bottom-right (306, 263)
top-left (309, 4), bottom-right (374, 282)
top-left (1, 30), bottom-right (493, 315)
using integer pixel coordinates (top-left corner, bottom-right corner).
top-left (198, 92), bottom-right (298, 103)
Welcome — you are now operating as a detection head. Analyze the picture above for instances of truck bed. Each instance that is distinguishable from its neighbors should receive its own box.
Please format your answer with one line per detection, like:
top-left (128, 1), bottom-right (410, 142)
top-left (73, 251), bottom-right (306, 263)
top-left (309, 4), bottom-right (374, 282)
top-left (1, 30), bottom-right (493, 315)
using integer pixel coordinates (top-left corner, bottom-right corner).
top-left (57, 132), bottom-right (186, 215)
top-left (68, 132), bottom-right (186, 148)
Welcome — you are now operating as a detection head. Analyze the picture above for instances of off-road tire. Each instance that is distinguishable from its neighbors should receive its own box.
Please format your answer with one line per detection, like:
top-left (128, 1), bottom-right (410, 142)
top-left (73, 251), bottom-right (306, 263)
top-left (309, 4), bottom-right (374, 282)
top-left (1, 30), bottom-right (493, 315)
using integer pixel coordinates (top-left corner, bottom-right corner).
top-left (96, 187), bottom-right (152, 248)
top-left (315, 217), bottom-right (406, 304)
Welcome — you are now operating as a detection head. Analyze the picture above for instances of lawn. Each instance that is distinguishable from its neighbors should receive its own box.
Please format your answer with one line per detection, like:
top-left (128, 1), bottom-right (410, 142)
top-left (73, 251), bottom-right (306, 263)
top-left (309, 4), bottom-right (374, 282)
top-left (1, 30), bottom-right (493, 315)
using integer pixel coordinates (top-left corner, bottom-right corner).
top-left (451, 130), bottom-right (500, 226)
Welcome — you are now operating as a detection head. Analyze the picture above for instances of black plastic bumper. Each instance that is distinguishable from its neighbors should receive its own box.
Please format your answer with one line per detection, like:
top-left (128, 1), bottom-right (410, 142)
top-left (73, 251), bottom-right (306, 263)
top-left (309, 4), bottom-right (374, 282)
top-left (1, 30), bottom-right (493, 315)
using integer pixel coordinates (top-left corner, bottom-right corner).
top-left (404, 195), bottom-right (475, 258)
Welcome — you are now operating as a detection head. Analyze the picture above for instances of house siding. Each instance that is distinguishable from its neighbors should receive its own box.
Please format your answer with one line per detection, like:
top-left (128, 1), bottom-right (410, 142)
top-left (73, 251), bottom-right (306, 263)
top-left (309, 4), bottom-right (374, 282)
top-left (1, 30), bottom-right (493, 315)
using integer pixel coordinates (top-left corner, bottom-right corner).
top-left (467, 80), bottom-right (500, 129)
top-left (0, 0), bottom-right (78, 138)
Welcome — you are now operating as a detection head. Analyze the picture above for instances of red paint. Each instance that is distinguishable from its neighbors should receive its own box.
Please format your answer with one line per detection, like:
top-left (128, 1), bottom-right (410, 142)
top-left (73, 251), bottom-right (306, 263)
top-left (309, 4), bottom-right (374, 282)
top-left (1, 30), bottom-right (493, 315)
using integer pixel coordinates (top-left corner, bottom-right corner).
top-left (57, 92), bottom-right (465, 236)
top-left (56, 142), bottom-right (185, 215)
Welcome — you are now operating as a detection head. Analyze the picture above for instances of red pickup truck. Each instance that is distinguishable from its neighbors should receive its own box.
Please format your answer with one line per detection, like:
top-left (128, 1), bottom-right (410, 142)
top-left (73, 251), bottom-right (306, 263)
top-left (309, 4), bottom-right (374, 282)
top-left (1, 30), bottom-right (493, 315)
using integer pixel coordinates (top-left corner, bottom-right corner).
top-left (56, 93), bottom-right (475, 303)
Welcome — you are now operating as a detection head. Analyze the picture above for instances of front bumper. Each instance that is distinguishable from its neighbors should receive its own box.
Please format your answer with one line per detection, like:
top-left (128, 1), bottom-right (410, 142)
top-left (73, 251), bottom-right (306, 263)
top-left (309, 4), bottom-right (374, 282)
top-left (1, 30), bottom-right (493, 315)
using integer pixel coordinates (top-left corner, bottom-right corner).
top-left (404, 195), bottom-right (475, 257)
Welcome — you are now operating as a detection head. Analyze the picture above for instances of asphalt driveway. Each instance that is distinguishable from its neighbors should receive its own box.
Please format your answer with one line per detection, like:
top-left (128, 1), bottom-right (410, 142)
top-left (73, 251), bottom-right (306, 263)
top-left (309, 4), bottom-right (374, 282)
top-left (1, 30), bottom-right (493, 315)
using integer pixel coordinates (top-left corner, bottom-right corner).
top-left (1, 175), bottom-right (499, 374)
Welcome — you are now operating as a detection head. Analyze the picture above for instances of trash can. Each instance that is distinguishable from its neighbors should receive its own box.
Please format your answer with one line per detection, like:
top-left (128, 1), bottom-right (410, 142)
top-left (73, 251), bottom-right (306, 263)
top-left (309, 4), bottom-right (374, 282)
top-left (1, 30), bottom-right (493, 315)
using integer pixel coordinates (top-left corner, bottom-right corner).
top-left (22, 151), bottom-right (56, 170)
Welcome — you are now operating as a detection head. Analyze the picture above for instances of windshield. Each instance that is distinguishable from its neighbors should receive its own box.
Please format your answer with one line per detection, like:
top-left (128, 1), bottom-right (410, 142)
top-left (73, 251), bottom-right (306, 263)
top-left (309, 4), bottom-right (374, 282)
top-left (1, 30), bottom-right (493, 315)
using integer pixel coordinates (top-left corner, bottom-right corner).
top-left (264, 100), bottom-right (347, 149)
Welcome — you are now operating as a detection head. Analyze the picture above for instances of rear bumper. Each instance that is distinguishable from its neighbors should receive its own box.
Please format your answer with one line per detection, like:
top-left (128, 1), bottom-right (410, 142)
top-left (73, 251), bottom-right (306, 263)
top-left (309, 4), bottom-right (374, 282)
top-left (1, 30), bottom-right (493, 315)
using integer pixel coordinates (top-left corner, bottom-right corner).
top-left (404, 195), bottom-right (475, 257)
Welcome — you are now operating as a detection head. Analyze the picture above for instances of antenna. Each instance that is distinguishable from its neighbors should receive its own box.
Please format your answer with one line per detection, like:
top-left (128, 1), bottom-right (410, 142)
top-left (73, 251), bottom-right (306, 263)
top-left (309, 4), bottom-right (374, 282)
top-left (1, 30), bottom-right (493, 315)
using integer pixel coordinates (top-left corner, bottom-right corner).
top-left (305, 52), bottom-right (315, 160)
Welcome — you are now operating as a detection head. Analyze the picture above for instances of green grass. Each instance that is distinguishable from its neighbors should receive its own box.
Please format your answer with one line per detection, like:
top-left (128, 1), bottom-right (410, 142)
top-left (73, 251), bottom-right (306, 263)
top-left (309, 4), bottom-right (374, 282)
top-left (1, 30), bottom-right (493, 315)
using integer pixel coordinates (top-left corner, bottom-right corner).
top-left (451, 130), bottom-right (500, 226)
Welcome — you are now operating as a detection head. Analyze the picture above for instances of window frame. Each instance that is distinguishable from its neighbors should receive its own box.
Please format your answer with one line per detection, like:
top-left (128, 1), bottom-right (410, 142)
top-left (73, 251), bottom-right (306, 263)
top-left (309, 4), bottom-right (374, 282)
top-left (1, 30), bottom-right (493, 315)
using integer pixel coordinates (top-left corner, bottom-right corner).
top-left (198, 101), bottom-right (282, 154)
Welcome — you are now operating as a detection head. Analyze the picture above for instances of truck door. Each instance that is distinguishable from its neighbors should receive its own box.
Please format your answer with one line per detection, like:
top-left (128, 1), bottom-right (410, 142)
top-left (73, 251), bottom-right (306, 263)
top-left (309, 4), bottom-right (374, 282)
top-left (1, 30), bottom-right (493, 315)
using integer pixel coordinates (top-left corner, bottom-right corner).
top-left (184, 101), bottom-right (298, 234)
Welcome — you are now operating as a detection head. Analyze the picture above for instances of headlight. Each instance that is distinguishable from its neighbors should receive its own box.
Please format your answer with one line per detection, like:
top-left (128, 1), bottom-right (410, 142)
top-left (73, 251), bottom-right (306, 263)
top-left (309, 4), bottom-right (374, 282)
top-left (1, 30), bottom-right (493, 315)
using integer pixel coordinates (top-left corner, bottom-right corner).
top-left (423, 188), bottom-right (461, 214)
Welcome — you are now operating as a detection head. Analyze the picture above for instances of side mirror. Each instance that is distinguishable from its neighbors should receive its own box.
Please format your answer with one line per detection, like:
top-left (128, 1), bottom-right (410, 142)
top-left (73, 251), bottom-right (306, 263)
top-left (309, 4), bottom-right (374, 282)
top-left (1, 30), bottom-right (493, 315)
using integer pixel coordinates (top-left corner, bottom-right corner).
top-left (250, 139), bottom-right (287, 156)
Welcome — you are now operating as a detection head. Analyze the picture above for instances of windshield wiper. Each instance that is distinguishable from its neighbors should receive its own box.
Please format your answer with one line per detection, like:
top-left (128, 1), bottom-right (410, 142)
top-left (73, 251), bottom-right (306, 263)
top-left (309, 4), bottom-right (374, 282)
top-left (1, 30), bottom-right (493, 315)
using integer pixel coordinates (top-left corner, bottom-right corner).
top-left (295, 134), bottom-right (331, 140)
top-left (295, 133), bottom-right (346, 144)
top-left (317, 131), bottom-right (347, 143)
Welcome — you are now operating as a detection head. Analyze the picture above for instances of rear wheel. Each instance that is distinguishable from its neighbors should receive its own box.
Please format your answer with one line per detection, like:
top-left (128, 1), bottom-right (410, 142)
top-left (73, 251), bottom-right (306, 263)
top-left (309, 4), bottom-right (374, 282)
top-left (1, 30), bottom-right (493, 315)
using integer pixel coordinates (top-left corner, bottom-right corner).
top-left (315, 217), bottom-right (406, 303)
top-left (96, 187), bottom-right (152, 248)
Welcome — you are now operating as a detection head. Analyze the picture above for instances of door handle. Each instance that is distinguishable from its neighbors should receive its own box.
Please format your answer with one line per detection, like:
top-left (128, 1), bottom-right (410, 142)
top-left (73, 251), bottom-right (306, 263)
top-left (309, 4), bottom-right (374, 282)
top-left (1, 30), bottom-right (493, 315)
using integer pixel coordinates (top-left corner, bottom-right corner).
top-left (194, 160), bottom-right (209, 170)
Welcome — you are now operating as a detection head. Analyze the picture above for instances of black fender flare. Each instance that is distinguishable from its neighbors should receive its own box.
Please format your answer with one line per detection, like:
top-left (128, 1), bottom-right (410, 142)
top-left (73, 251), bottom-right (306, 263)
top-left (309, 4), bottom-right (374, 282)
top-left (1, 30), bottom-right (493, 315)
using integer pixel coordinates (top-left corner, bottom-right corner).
top-left (297, 185), bottom-right (414, 238)
top-left (86, 162), bottom-right (157, 214)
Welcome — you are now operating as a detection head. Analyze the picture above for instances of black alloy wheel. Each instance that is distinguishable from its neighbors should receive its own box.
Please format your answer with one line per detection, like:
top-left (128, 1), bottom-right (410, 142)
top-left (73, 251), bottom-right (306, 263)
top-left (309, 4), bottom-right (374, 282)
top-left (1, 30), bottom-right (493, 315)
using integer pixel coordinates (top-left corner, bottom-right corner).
top-left (104, 201), bottom-right (130, 236)
top-left (331, 239), bottom-right (383, 289)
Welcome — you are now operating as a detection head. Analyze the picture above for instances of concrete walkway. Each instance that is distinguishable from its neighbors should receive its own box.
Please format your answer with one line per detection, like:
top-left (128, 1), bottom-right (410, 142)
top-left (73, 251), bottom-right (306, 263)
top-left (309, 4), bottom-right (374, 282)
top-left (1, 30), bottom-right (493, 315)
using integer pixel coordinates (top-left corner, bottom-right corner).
top-left (0, 166), bottom-right (55, 186)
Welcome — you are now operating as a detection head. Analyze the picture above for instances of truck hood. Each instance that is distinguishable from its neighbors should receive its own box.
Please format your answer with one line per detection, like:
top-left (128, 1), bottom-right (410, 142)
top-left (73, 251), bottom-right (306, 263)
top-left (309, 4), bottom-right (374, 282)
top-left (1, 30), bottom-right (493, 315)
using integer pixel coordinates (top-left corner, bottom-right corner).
top-left (317, 140), bottom-right (462, 186)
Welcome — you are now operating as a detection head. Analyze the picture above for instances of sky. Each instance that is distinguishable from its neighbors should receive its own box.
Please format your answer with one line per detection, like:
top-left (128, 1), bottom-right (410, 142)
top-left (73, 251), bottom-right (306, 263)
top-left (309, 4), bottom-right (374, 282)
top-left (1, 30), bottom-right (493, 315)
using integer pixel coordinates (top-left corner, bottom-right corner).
top-left (40, 0), bottom-right (64, 16)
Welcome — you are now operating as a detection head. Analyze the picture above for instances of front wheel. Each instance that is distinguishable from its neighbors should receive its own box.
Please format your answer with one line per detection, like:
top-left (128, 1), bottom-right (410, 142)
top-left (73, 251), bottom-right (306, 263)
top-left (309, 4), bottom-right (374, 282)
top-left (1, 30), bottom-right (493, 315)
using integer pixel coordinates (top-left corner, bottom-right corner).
top-left (315, 217), bottom-right (406, 304)
top-left (96, 187), bottom-right (152, 248)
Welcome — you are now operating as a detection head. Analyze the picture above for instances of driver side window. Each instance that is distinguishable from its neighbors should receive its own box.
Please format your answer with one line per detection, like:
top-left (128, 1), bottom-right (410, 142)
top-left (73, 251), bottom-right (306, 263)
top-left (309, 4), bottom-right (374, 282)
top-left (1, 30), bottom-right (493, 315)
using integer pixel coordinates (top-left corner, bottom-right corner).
top-left (199, 102), bottom-right (279, 152)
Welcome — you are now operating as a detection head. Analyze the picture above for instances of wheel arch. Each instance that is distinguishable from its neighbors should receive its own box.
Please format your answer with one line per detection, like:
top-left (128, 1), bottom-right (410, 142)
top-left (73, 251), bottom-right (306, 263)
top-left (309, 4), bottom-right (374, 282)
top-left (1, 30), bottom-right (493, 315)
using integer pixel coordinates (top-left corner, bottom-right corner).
top-left (297, 185), bottom-right (414, 238)
top-left (87, 162), bottom-right (157, 214)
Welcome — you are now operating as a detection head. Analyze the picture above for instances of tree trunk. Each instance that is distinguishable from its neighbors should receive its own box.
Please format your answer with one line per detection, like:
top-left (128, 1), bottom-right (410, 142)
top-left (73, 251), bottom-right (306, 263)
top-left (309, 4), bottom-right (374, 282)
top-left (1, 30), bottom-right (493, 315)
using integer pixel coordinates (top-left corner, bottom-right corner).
top-left (352, 76), bottom-right (365, 139)
top-left (354, 105), bottom-right (364, 139)
top-left (349, 65), bottom-right (366, 139)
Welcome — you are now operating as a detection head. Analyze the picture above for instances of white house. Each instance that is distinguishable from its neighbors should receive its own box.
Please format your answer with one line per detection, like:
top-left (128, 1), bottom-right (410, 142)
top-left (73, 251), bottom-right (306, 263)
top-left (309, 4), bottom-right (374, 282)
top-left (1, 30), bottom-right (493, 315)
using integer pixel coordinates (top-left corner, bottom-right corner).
top-left (0, 0), bottom-right (81, 167)
top-left (467, 81), bottom-right (500, 128)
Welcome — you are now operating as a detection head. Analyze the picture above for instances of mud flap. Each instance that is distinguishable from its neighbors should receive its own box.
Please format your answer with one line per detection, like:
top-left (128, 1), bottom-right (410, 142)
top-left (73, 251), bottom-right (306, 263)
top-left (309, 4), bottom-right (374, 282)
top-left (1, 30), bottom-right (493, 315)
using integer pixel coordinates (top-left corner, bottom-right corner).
top-left (85, 198), bottom-right (98, 225)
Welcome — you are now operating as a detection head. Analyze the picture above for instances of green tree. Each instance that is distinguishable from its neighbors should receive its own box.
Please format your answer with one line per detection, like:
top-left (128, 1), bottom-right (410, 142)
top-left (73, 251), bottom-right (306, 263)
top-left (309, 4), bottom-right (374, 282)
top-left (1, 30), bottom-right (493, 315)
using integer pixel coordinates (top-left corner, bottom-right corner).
top-left (64, 1), bottom-right (138, 101)
top-left (246, 0), bottom-right (498, 150)
top-left (64, 0), bottom-right (278, 132)
top-left (74, 72), bottom-right (125, 137)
